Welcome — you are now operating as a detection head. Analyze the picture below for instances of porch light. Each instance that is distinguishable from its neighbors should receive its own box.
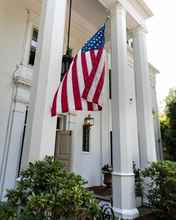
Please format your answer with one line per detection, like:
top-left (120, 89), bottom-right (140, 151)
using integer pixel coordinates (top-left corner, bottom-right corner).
top-left (84, 115), bottom-right (94, 127)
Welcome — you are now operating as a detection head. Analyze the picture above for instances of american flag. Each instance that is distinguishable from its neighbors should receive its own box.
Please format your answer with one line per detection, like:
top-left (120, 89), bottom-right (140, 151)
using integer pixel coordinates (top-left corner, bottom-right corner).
top-left (51, 25), bottom-right (106, 116)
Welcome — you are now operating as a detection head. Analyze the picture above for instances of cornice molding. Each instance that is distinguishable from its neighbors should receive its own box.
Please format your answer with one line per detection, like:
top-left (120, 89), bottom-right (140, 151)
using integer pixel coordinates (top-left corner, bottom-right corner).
top-left (13, 64), bottom-right (33, 87)
top-left (13, 76), bottom-right (32, 87)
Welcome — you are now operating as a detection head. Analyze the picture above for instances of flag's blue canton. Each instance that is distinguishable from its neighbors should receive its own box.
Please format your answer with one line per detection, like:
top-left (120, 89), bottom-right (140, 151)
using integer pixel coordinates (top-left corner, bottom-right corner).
top-left (82, 25), bottom-right (105, 53)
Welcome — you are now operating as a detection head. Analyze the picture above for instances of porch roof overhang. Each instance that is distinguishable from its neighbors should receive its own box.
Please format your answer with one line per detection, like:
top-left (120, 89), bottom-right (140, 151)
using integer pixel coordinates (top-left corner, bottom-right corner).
top-left (98, 0), bottom-right (153, 30)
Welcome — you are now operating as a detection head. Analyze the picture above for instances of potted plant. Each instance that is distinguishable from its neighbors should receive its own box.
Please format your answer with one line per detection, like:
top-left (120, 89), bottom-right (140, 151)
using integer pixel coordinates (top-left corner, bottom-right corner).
top-left (102, 164), bottom-right (112, 188)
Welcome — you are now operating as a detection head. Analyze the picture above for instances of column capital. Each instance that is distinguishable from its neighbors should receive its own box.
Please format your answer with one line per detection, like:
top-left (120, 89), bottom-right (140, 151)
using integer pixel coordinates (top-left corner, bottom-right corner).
top-left (132, 25), bottom-right (148, 35)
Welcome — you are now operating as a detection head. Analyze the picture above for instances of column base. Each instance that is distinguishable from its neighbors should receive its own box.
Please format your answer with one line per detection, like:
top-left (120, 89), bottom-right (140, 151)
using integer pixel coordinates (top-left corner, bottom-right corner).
top-left (112, 172), bottom-right (138, 219)
top-left (113, 207), bottom-right (139, 219)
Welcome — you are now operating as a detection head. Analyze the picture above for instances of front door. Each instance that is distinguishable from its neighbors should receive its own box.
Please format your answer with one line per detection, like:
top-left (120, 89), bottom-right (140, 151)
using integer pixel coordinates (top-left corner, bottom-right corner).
top-left (55, 130), bottom-right (72, 170)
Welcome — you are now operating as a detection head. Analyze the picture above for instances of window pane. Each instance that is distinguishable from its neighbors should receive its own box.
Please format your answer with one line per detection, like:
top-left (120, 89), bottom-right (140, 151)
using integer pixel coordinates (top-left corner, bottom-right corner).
top-left (32, 28), bottom-right (38, 41)
top-left (82, 125), bottom-right (90, 152)
top-left (28, 47), bottom-right (36, 65)
top-left (56, 117), bottom-right (61, 130)
top-left (28, 28), bottom-right (38, 66)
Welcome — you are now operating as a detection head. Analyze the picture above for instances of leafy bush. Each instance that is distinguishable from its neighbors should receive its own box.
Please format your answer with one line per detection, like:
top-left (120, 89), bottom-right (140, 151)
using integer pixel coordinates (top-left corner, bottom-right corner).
top-left (3, 156), bottom-right (100, 220)
top-left (0, 201), bottom-right (17, 220)
top-left (133, 162), bottom-right (143, 200)
top-left (142, 160), bottom-right (176, 218)
top-left (160, 88), bottom-right (176, 160)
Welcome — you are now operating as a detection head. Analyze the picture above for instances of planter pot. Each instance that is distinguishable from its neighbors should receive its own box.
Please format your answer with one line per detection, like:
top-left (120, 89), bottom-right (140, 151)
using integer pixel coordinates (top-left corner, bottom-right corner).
top-left (103, 172), bottom-right (112, 187)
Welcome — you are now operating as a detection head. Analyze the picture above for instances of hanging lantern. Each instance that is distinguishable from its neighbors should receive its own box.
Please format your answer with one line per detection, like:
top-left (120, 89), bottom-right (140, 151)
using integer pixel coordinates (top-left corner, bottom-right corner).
top-left (84, 115), bottom-right (94, 127)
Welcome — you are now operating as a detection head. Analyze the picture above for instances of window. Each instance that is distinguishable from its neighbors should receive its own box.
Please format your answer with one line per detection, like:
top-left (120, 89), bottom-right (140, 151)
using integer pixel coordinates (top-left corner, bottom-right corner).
top-left (28, 28), bottom-right (38, 66)
top-left (82, 125), bottom-right (90, 152)
top-left (56, 115), bottom-right (66, 130)
top-left (109, 69), bottom-right (112, 99)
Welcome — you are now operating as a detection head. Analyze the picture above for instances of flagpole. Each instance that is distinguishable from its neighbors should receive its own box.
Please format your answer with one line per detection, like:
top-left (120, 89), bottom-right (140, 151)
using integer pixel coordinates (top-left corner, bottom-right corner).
top-left (67, 0), bottom-right (72, 53)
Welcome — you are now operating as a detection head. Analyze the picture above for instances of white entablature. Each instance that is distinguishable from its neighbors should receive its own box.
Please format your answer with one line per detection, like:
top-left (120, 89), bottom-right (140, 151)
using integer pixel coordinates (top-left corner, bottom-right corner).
top-left (98, 0), bottom-right (152, 30)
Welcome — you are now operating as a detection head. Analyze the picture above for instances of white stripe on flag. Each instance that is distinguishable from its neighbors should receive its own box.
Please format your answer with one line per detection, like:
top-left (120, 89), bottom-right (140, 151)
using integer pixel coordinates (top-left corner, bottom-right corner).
top-left (66, 62), bottom-right (75, 112)
top-left (77, 51), bottom-right (88, 110)
top-left (85, 49), bottom-right (106, 103)
top-left (85, 52), bottom-right (92, 75)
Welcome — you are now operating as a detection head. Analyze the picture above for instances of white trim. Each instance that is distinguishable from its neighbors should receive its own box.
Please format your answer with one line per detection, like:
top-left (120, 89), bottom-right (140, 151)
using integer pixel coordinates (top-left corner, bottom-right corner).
top-left (135, 0), bottom-right (153, 17)
top-left (112, 172), bottom-right (135, 177)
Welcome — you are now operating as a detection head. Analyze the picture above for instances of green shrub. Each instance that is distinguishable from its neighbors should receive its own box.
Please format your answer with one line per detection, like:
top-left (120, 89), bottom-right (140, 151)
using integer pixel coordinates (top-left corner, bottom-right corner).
top-left (0, 201), bottom-right (17, 220)
top-left (133, 162), bottom-right (144, 201)
top-left (3, 156), bottom-right (100, 220)
top-left (142, 160), bottom-right (176, 218)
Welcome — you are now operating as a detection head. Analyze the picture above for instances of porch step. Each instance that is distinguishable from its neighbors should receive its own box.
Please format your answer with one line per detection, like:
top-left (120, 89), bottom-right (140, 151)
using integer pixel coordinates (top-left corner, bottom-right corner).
top-left (87, 185), bottom-right (112, 203)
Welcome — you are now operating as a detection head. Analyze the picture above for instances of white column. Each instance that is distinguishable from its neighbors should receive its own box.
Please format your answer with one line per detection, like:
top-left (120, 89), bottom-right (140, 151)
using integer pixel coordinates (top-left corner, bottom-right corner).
top-left (21, 0), bottom-right (67, 167)
top-left (111, 3), bottom-right (139, 219)
top-left (133, 27), bottom-right (157, 169)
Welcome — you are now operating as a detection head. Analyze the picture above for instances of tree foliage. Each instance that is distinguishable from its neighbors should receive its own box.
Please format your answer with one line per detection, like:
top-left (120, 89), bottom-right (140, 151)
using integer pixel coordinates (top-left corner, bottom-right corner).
top-left (142, 161), bottom-right (176, 219)
top-left (134, 161), bottom-right (176, 219)
top-left (161, 88), bottom-right (176, 160)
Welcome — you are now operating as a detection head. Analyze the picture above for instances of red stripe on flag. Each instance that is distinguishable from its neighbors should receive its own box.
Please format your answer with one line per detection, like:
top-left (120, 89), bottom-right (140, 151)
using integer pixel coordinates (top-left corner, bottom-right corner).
top-left (61, 74), bottom-right (69, 112)
top-left (92, 65), bottom-right (105, 104)
top-left (82, 48), bottom-right (103, 99)
top-left (81, 53), bottom-right (89, 85)
top-left (51, 88), bottom-right (59, 116)
top-left (90, 49), bottom-right (96, 66)
top-left (87, 101), bottom-right (93, 111)
top-left (72, 56), bottom-right (82, 110)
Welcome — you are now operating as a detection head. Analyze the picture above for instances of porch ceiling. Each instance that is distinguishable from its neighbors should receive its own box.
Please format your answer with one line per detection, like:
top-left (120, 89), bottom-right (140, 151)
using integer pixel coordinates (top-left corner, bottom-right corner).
top-left (72, 0), bottom-right (107, 29)
top-left (22, 0), bottom-right (145, 31)
top-left (22, 0), bottom-right (42, 15)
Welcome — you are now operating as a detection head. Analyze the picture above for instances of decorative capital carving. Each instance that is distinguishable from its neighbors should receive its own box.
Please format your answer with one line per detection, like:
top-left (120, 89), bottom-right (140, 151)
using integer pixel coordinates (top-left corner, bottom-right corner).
top-left (132, 24), bottom-right (148, 35)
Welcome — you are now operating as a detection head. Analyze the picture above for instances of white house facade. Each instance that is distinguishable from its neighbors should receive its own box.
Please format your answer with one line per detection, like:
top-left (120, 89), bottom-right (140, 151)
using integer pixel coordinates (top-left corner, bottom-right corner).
top-left (0, 0), bottom-right (162, 219)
